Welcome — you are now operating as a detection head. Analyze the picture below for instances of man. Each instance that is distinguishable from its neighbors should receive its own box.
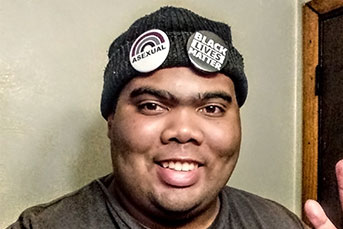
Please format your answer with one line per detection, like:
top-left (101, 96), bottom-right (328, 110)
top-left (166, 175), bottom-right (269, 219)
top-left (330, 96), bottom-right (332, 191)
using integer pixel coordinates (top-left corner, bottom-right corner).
top-left (8, 6), bottom-right (342, 229)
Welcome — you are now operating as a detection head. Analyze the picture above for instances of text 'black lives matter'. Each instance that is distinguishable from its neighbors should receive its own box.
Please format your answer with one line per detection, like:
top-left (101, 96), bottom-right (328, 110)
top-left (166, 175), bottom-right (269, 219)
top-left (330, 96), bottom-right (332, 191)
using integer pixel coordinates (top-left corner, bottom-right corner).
top-left (187, 31), bottom-right (228, 72)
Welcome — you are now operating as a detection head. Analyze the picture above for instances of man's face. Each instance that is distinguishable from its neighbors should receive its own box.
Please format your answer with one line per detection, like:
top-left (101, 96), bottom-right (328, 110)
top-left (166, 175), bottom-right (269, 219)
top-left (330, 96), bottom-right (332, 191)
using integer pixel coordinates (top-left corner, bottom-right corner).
top-left (107, 67), bottom-right (241, 223)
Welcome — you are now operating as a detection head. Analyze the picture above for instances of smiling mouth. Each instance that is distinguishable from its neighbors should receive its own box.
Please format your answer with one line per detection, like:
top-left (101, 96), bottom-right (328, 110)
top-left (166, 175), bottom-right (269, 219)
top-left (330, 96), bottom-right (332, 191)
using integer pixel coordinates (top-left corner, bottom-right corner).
top-left (156, 160), bottom-right (203, 187)
top-left (158, 161), bottom-right (201, 172)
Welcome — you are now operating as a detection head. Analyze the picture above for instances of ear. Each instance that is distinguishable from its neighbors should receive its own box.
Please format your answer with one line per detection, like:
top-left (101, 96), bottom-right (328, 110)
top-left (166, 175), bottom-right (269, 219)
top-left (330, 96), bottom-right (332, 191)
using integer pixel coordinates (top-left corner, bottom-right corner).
top-left (107, 113), bottom-right (114, 139)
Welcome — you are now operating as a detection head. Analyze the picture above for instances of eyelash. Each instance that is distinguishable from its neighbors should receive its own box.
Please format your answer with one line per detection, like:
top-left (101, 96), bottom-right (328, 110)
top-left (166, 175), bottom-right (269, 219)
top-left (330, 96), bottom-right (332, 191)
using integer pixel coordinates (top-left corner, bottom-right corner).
top-left (137, 101), bottom-right (226, 117)
top-left (198, 104), bottom-right (226, 116)
top-left (137, 102), bottom-right (167, 114)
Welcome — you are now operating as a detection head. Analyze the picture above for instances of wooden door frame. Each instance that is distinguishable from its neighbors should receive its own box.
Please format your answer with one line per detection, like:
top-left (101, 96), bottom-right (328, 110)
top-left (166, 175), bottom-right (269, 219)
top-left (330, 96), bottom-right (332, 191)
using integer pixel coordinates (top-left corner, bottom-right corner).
top-left (302, 0), bottom-right (343, 220)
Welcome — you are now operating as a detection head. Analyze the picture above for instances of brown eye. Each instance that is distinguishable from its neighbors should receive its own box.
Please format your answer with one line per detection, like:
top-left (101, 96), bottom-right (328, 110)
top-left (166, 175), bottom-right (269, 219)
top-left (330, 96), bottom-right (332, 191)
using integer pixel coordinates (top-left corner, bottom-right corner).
top-left (205, 105), bottom-right (219, 113)
top-left (143, 103), bottom-right (158, 110)
top-left (137, 102), bottom-right (167, 115)
top-left (198, 104), bottom-right (225, 117)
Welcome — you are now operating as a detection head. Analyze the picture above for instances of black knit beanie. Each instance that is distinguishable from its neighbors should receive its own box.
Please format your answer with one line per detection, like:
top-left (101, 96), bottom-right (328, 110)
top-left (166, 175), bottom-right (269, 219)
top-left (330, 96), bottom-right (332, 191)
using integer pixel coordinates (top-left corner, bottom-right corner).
top-left (101, 6), bottom-right (247, 119)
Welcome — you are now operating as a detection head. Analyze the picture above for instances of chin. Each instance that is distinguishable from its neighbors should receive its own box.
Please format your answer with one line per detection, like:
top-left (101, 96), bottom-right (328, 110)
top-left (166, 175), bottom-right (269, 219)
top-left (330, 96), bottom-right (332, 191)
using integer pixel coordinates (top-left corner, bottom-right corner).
top-left (151, 189), bottom-right (216, 219)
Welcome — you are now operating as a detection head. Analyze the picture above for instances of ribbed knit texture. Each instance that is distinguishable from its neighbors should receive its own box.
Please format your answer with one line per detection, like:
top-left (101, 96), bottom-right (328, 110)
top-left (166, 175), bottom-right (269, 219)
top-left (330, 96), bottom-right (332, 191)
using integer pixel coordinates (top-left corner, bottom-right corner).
top-left (101, 6), bottom-right (248, 119)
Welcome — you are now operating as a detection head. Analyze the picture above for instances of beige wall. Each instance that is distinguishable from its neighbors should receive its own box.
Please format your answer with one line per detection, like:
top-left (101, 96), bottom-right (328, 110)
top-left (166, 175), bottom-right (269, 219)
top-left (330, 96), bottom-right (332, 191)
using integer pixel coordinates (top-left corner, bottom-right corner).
top-left (1, 0), bottom-right (304, 227)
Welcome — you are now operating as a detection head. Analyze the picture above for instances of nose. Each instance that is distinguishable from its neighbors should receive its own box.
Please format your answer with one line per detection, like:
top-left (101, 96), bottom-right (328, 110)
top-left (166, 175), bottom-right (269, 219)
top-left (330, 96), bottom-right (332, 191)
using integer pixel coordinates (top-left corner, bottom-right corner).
top-left (160, 108), bottom-right (204, 145)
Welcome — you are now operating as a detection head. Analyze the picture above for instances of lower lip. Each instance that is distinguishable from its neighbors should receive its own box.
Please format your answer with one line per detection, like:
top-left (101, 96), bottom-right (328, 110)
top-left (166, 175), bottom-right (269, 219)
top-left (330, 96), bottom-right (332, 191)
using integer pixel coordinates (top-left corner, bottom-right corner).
top-left (156, 165), bottom-right (200, 188)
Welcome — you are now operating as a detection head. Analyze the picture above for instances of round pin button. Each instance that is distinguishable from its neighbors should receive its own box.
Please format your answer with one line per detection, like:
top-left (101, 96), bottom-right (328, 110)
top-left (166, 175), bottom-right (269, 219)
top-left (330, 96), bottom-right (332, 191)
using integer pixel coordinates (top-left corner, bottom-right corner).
top-left (129, 29), bottom-right (170, 73)
top-left (187, 31), bottom-right (228, 72)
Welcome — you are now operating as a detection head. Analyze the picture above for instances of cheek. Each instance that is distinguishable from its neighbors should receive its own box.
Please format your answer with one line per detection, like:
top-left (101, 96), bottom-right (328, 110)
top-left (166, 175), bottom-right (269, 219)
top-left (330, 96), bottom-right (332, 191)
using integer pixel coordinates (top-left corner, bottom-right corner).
top-left (110, 116), bottom-right (164, 156)
top-left (206, 119), bottom-right (241, 158)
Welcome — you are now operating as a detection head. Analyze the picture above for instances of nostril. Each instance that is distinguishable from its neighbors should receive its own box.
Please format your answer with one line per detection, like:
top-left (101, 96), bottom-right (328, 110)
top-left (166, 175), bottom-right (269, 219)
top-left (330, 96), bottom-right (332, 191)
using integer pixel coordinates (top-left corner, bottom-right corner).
top-left (167, 137), bottom-right (200, 145)
top-left (160, 123), bottom-right (204, 145)
top-left (168, 137), bottom-right (182, 144)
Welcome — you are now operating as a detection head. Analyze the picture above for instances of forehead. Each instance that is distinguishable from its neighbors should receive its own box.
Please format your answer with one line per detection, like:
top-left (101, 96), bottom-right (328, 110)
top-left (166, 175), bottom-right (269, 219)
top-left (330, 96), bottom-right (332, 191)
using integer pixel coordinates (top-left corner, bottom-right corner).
top-left (120, 67), bottom-right (236, 99)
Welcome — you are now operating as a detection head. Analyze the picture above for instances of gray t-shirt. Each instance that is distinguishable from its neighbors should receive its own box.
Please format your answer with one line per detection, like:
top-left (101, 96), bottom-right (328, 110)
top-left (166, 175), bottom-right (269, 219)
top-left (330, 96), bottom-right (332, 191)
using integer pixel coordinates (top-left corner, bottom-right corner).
top-left (7, 175), bottom-right (305, 229)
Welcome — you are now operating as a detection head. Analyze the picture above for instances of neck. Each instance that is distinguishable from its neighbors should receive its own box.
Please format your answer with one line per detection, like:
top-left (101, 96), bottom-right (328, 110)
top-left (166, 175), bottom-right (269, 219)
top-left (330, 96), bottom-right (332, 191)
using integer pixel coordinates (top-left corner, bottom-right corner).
top-left (108, 180), bottom-right (220, 229)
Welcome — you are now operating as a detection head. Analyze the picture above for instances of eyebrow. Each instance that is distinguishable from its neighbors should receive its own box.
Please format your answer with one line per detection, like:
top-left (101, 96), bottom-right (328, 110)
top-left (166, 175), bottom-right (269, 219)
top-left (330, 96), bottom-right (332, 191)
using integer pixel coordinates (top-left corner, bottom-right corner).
top-left (130, 87), bottom-right (177, 102)
top-left (130, 87), bottom-right (232, 104)
top-left (200, 91), bottom-right (232, 104)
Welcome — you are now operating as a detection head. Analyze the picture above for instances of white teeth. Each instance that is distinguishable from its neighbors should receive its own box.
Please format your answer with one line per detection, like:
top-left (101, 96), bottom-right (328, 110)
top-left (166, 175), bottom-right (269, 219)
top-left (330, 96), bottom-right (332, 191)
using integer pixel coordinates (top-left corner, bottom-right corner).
top-left (160, 161), bottom-right (198, 172)
top-left (169, 161), bottom-right (175, 169)
top-left (175, 162), bottom-right (182, 171)
top-left (189, 163), bottom-right (195, 170)
top-left (162, 162), bottom-right (168, 168)
top-left (182, 163), bottom-right (189, 171)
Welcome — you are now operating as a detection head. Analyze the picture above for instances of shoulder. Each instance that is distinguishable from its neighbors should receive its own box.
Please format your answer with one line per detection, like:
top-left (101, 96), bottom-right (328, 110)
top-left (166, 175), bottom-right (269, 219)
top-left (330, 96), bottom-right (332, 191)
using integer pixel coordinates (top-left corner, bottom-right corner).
top-left (219, 186), bottom-right (305, 228)
top-left (223, 186), bottom-right (293, 212)
top-left (7, 178), bottom-right (111, 229)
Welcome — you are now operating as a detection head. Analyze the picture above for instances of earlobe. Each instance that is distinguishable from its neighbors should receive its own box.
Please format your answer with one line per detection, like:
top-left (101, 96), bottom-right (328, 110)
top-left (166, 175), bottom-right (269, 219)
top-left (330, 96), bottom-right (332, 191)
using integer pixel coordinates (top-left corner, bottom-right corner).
top-left (107, 113), bottom-right (114, 139)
